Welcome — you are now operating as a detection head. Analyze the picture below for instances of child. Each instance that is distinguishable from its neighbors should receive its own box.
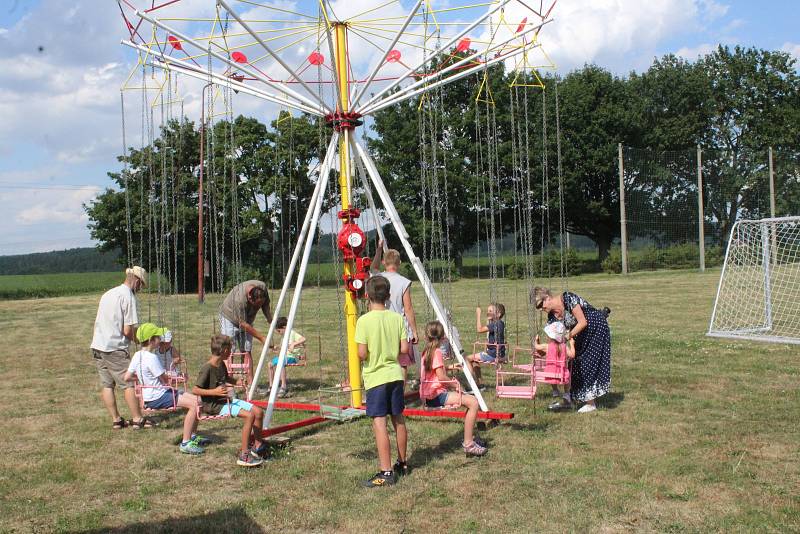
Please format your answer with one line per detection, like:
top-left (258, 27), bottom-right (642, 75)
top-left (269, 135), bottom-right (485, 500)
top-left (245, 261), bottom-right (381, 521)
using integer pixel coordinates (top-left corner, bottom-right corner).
top-left (192, 334), bottom-right (268, 467)
top-left (355, 275), bottom-right (409, 487)
top-left (267, 316), bottom-right (307, 398)
top-left (533, 321), bottom-right (575, 410)
top-left (155, 330), bottom-right (184, 377)
top-left (372, 241), bottom-right (419, 385)
top-left (420, 321), bottom-right (487, 457)
top-left (466, 303), bottom-right (506, 390)
top-left (123, 323), bottom-right (208, 454)
top-left (439, 309), bottom-right (462, 361)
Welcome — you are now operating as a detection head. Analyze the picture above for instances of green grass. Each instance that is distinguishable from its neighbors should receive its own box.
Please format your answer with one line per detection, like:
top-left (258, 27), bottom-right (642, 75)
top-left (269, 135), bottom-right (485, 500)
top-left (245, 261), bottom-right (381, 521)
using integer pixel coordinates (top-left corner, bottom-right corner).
top-left (0, 270), bottom-right (799, 532)
top-left (0, 271), bottom-right (122, 299)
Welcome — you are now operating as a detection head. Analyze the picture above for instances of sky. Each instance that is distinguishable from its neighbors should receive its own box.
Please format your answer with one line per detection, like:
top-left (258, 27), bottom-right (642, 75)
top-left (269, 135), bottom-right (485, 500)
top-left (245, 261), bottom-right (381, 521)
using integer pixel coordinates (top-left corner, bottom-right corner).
top-left (0, 0), bottom-right (798, 257)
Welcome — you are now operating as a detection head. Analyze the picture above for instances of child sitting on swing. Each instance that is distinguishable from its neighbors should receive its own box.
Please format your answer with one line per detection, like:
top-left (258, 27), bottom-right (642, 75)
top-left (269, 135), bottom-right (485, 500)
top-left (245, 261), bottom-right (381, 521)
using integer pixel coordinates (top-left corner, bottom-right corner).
top-left (534, 320), bottom-right (575, 410)
top-left (193, 334), bottom-right (269, 467)
top-left (466, 302), bottom-right (506, 390)
top-left (420, 320), bottom-right (487, 457)
top-left (123, 323), bottom-right (208, 454)
top-left (267, 316), bottom-right (307, 398)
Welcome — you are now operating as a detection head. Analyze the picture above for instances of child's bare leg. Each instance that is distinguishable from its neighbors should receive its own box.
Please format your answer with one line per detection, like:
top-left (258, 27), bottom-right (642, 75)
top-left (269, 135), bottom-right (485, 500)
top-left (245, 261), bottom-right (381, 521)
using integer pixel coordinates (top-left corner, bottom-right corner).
top-left (246, 352), bottom-right (254, 386)
top-left (178, 393), bottom-right (200, 442)
top-left (372, 416), bottom-right (392, 472)
top-left (459, 393), bottom-right (479, 444)
top-left (237, 409), bottom-right (256, 452)
top-left (251, 406), bottom-right (264, 448)
top-left (390, 414), bottom-right (407, 463)
top-left (100, 387), bottom-right (121, 421)
top-left (280, 367), bottom-right (288, 390)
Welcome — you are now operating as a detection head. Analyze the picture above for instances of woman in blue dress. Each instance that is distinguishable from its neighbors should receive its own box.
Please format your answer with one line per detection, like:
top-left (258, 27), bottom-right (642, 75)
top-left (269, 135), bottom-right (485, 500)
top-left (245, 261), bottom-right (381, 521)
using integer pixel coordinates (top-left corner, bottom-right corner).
top-left (532, 287), bottom-right (611, 413)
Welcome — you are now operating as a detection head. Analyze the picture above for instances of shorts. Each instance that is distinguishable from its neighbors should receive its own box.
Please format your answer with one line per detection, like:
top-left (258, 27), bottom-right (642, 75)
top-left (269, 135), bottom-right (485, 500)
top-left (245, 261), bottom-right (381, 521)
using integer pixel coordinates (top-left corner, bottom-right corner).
top-left (479, 351), bottom-right (497, 363)
top-left (145, 388), bottom-right (182, 409)
top-left (219, 315), bottom-right (253, 353)
top-left (271, 356), bottom-right (299, 366)
top-left (365, 380), bottom-right (405, 417)
top-left (218, 398), bottom-right (255, 417)
top-left (424, 391), bottom-right (450, 408)
top-left (398, 342), bottom-right (418, 367)
top-left (92, 349), bottom-right (131, 389)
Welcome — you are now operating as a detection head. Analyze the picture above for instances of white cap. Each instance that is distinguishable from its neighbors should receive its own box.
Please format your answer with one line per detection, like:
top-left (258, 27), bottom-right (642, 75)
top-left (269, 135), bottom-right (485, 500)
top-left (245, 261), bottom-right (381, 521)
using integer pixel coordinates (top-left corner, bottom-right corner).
top-left (544, 321), bottom-right (567, 343)
top-left (162, 330), bottom-right (173, 343)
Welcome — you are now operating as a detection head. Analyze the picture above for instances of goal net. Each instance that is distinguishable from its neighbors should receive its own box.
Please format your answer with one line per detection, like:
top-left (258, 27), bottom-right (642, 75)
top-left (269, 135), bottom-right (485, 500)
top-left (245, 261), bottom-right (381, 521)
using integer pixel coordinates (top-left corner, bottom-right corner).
top-left (708, 216), bottom-right (800, 344)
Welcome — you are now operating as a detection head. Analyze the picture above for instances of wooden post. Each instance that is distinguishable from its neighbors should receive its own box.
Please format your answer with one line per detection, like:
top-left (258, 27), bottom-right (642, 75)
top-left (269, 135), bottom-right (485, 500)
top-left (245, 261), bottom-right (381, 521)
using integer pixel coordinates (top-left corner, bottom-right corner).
top-left (697, 146), bottom-right (705, 271)
top-left (618, 143), bottom-right (628, 274)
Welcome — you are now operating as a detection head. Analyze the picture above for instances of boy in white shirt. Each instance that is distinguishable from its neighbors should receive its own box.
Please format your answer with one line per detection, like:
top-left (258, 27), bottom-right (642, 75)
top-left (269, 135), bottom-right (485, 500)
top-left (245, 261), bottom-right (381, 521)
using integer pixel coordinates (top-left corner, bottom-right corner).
top-left (124, 323), bottom-right (208, 455)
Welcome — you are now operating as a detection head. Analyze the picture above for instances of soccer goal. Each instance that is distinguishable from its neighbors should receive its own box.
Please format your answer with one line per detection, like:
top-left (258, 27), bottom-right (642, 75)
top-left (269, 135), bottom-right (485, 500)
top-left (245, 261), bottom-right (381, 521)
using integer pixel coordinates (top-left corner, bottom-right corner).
top-left (708, 216), bottom-right (800, 344)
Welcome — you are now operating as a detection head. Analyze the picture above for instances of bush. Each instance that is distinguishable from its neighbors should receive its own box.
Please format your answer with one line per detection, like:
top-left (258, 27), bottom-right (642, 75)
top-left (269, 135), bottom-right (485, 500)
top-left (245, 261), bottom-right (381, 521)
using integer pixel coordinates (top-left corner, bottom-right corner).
top-left (602, 243), bottom-right (725, 273)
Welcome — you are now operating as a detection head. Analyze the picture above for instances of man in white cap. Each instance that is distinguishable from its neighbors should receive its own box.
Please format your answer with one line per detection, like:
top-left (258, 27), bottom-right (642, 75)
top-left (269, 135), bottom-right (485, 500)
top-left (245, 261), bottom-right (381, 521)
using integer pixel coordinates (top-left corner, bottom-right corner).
top-left (90, 266), bottom-right (149, 429)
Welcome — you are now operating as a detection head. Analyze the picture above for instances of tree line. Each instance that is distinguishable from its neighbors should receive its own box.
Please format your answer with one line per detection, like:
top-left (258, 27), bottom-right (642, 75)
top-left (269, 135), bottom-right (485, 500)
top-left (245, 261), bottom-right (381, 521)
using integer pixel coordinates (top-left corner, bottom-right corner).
top-left (86, 45), bottom-right (800, 289)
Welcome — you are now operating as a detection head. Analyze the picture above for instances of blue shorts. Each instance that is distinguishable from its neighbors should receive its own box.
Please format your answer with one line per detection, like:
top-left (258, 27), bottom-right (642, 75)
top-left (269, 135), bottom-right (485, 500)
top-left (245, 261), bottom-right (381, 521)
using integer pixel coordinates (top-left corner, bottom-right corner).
top-left (365, 380), bottom-right (405, 417)
top-left (479, 351), bottom-right (496, 363)
top-left (218, 398), bottom-right (254, 417)
top-left (271, 356), bottom-right (299, 366)
top-left (145, 388), bottom-right (181, 409)
top-left (425, 391), bottom-right (450, 408)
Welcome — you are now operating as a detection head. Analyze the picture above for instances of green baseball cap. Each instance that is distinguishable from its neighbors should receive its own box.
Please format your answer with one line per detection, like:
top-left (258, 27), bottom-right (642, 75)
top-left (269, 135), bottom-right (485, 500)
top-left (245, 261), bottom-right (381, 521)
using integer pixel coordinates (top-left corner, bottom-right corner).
top-left (136, 322), bottom-right (167, 343)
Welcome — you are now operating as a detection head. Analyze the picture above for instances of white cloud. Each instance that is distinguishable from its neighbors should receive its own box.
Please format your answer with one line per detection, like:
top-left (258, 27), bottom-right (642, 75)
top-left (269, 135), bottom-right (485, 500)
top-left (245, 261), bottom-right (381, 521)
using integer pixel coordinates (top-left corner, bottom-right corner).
top-left (676, 43), bottom-right (717, 59)
top-left (781, 42), bottom-right (800, 61)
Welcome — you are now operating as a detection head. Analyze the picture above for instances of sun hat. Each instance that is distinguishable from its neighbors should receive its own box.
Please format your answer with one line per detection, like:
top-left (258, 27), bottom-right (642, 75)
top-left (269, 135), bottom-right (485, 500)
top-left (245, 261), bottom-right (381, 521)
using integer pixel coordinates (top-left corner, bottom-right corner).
top-left (162, 330), bottom-right (173, 343)
top-left (543, 321), bottom-right (567, 343)
top-left (136, 323), bottom-right (167, 343)
top-left (126, 265), bottom-right (148, 287)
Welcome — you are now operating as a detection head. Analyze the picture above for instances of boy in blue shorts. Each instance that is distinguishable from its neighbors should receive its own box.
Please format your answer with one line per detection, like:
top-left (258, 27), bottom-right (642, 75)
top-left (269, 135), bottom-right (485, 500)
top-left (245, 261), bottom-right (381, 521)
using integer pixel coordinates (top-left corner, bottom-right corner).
top-left (124, 322), bottom-right (207, 454)
top-left (355, 275), bottom-right (410, 488)
top-left (467, 303), bottom-right (506, 390)
top-left (192, 334), bottom-right (268, 467)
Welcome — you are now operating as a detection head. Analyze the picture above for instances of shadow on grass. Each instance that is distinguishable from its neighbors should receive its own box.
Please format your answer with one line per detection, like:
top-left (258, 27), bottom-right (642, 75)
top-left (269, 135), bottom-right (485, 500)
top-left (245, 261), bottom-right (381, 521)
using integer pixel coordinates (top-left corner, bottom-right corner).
top-left (78, 506), bottom-right (264, 534)
top-left (600, 391), bottom-right (624, 410)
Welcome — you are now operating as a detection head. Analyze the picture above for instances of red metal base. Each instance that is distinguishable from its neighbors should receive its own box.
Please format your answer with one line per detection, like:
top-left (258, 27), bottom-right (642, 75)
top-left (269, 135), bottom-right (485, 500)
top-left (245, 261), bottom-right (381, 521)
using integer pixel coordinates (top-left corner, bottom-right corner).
top-left (403, 408), bottom-right (514, 420)
top-left (262, 415), bottom-right (328, 437)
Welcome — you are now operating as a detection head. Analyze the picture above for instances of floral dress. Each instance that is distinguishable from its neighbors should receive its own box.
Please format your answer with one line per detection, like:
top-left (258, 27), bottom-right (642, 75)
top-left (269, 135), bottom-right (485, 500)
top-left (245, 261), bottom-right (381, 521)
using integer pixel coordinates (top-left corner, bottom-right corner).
top-left (548, 292), bottom-right (611, 402)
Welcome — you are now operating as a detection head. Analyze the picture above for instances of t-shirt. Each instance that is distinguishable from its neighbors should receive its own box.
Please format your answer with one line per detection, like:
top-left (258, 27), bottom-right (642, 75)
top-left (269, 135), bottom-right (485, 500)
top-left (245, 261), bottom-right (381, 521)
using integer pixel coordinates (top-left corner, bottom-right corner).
top-left (486, 319), bottom-right (506, 359)
top-left (420, 348), bottom-right (448, 400)
top-left (219, 280), bottom-right (270, 324)
top-left (127, 350), bottom-right (166, 402)
top-left (441, 324), bottom-right (462, 358)
top-left (354, 309), bottom-right (407, 390)
top-left (155, 346), bottom-right (174, 371)
top-left (287, 330), bottom-right (303, 358)
top-left (547, 291), bottom-right (594, 330)
top-left (379, 270), bottom-right (412, 338)
top-left (90, 284), bottom-right (139, 352)
top-left (195, 361), bottom-right (236, 415)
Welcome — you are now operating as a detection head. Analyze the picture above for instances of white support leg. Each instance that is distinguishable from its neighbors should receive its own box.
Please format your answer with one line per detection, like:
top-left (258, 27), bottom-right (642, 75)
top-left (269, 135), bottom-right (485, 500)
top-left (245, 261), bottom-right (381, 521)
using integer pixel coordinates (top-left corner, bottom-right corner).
top-left (262, 147), bottom-right (336, 428)
top-left (248, 135), bottom-right (339, 400)
top-left (354, 155), bottom-right (387, 248)
top-left (352, 138), bottom-right (489, 412)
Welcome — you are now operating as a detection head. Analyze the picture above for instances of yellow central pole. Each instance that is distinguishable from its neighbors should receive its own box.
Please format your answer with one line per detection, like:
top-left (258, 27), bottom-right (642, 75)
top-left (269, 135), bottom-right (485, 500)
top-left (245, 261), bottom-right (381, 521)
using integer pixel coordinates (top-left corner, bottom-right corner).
top-left (334, 22), bottom-right (362, 408)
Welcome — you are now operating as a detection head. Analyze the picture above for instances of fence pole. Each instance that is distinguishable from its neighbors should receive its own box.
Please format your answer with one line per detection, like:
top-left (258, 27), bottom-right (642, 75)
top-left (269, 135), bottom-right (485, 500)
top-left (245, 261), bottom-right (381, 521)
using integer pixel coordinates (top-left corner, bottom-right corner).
top-left (697, 145), bottom-right (705, 271)
top-left (768, 147), bottom-right (776, 218)
top-left (618, 143), bottom-right (628, 275)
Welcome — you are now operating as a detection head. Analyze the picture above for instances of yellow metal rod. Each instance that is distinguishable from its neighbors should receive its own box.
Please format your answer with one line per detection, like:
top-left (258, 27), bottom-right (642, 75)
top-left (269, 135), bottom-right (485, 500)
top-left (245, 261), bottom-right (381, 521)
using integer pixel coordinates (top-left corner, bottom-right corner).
top-left (334, 22), bottom-right (363, 408)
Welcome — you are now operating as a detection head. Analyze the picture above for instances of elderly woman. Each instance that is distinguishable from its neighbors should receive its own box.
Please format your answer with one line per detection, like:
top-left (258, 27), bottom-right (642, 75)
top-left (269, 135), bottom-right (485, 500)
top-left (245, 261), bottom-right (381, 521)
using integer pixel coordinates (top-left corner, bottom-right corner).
top-left (532, 287), bottom-right (611, 413)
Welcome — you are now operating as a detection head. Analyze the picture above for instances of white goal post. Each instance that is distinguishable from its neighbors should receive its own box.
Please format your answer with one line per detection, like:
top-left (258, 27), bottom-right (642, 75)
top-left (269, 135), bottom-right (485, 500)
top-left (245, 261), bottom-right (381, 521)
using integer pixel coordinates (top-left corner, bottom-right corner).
top-left (708, 216), bottom-right (800, 345)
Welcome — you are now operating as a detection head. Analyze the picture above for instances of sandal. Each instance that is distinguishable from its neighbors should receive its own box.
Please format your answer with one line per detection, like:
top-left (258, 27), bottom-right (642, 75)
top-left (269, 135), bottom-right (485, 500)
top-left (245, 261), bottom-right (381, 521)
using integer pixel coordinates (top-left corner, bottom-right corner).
top-left (112, 418), bottom-right (129, 430)
top-left (131, 417), bottom-right (158, 429)
top-left (463, 440), bottom-right (487, 457)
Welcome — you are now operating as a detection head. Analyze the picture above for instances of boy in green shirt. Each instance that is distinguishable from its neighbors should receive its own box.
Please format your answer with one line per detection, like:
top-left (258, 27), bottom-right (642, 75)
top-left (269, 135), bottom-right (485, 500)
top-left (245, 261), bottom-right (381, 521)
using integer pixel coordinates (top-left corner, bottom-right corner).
top-left (355, 275), bottom-right (409, 488)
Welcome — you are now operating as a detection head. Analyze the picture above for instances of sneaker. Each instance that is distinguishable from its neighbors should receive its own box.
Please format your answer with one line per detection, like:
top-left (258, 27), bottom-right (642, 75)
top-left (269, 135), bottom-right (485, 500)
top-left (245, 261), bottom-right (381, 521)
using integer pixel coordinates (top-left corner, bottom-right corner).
top-left (180, 441), bottom-right (204, 455)
top-left (577, 403), bottom-right (597, 413)
top-left (392, 460), bottom-right (410, 477)
top-left (190, 434), bottom-right (212, 446)
top-left (277, 388), bottom-right (287, 398)
top-left (473, 435), bottom-right (487, 447)
top-left (551, 389), bottom-right (561, 398)
top-left (362, 471), bottom-right (395, 488)
top-left (237, 450), bottom-right (263, 467)
top-left (463, 440), bottom-right (487, 457)
top-left (255, 386), bottom-right (270, 397)
top-left (548, 399), bottom-right (571, 411)
top-left (251, 442), bottom-right (270, 459)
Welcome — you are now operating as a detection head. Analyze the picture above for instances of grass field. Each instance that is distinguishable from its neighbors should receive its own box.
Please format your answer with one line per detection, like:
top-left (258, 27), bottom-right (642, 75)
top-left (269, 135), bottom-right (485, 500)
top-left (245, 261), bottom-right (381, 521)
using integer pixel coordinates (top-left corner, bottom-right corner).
top-left (0, 270), bottom-right (798, 532)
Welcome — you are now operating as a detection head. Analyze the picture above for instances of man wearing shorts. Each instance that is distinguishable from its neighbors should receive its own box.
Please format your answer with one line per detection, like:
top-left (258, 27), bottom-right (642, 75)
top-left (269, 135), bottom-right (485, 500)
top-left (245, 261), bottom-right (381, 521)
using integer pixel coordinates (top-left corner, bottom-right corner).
top-left (218, 280), bottom-right (272, 385)
top-left (90, 266), bottom-right (147, 429)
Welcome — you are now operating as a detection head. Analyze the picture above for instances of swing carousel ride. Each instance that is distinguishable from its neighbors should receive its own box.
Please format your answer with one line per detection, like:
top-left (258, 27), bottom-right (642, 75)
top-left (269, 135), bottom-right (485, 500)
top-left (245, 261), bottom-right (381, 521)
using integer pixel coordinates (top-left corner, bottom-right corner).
top-left (116, 0), bottom-right (560, 435)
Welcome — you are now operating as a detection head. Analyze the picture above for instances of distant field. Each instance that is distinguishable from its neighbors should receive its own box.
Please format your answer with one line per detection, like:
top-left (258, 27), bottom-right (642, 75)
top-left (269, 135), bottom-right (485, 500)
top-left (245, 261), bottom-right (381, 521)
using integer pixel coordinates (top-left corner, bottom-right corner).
top-left (0, 272), bottom-right (122, 300)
